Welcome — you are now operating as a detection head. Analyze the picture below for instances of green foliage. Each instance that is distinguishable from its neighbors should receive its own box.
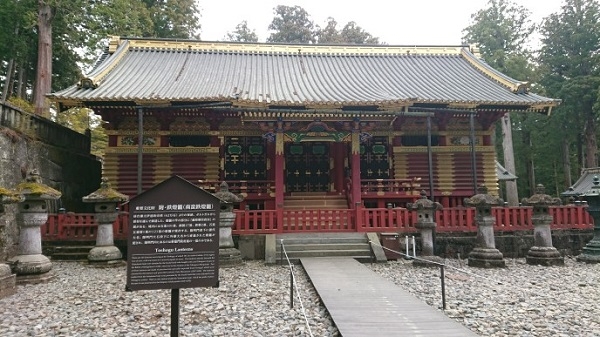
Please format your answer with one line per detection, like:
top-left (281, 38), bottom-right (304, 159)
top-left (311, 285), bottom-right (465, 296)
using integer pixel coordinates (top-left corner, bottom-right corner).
top-left (7, 97), bottom-right (35, 114)
top-left (266, 7), bottom-right (380, 45)
top-left (225, 21), bottom-right (258, 42)
top-left (142, 0), bottom-right (201, 39)
top-left (267, 5), bottom-right (316, 43)
top-left (538, 0), bottom-right (600, 171)
top-left (463, 0), bottom-right (541, 197)
top-left (316, 18), bottom-right (379, 44)
top-left (54, 107), bottom-right (107, 158)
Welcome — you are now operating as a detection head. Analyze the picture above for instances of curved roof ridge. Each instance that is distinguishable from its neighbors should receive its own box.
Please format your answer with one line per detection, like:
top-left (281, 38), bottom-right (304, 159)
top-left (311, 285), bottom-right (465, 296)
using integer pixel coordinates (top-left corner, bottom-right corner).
top-left (79, 38), bottom-right (130, 89)
top-left (124, 37), bottom-right (467, 56)
top-left (460, 47), bottom-right (529, 94)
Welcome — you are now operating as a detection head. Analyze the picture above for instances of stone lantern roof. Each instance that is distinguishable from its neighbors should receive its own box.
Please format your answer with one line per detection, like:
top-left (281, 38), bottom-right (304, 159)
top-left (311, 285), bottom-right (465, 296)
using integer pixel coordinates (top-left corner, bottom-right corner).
top-left (407, 190), bottom-right (442, 211)
top-left (0, 187), bottom-right (24, 205)
top-left (521, 184), bottom-right (561, 206)
top-left (14, 169), bottom-right (61, 200)
top-left (582, 176), bottom-right (600, 198)
top-left (82, 178), bottom-right (129, 203)
top-left (464, 185), bottom-right (503, 207)
top-left (212, 182), bottom-right (244, 212)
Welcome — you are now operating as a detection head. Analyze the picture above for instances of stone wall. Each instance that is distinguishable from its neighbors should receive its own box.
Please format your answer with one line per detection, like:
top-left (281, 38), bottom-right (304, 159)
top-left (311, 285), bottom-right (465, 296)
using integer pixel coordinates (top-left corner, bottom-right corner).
top-left (0, 103), bottom-right (101, 260)
top-left (433, 230), bottom-right (593, 259)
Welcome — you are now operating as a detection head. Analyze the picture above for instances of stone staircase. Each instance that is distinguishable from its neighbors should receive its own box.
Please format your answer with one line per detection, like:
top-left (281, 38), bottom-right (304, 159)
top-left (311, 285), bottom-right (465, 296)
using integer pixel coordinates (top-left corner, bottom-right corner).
top-left (274, 233), bottom-right (378, 264)
top-left (283, 192), bottom-right (348, 210)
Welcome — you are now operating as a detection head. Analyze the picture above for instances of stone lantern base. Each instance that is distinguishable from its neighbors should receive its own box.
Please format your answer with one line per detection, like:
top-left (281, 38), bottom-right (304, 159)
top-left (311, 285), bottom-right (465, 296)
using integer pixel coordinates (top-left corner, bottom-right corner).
top-left (88, 246), bottom-right (125, 267)
top-left (8, 254), bottom-right (54, 284)
top-left (468, 248), bottom-right (506, 268)
top-left (526, 246), bottom-right (564, 266)
top-left (577, 239), bottom-right (600, 263)
top-left (219, 248), bottom-right (243, 267)
top-left (0, 264), bottom-right (16, 298)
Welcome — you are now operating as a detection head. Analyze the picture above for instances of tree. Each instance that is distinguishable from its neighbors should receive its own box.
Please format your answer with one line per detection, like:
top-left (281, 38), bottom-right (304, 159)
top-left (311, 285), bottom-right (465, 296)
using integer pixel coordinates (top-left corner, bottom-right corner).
top-left (142, 0), bottom-right (201, 39)
top-left (55, 107), bottom-right (108, 158)
top-left (225, 21), bottom-right (258, 42)
top-left (316, 18), bottom-right (379, 44)
top-left (267, 5), bottom-right (315, 43)
top-left (339, 22), bottom-right (379, 44)
top-left (538, 0), bottom-right (600, 172)
top-left (462, 0), bottom-right (536, 202)
top-left (0, 0), bottom-right (33, 101)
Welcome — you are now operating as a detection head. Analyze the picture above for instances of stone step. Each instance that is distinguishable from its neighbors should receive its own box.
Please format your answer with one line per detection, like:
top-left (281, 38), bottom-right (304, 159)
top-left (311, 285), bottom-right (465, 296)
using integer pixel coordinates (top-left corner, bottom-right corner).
top-left (276, 243), bottom-right (371, 252)
top-left (277, 233), bottom-right (367, 244)
top-left (278, 249), bottom-right (372, 258)
top-left (274, 233), bottom-right (373, 263)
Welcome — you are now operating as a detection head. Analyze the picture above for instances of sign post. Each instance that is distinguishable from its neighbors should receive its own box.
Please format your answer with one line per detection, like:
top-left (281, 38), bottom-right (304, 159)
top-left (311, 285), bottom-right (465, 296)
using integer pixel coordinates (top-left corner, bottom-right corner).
top-left (126, 176), bottom-right (220, 336)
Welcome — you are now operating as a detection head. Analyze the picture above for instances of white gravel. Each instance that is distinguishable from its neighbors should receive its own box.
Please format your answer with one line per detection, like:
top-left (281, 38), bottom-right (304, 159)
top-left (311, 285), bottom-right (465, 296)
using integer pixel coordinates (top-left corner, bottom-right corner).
top-left (368, 256), bottom-right (600, 337)
top-left (1, 257), bottom-right (599, 336)
top-left (0, 261), bottom-right (338, 337)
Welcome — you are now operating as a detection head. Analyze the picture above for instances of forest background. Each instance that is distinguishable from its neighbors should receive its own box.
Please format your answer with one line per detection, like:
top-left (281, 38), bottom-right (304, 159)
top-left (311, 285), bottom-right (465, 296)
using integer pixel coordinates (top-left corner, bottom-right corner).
top-left (0, 0), bottom-right (598, 201)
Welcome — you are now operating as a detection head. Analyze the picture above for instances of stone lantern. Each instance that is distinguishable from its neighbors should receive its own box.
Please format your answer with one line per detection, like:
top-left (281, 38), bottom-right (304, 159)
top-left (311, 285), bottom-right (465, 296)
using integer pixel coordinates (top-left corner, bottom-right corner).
top-left (212, 181), bottom-right (244, 266)
top-left (82, 178), bottom-right (128, 266)
top-left (0, 187), bottom-right (24, 297)
top-left (577, 176), bottom-right (600, 263)
top-left (521, 184), bottom-right (564, 266)
top-left (464, 185), bottom-right (505, 268)
top-left (407, 190), bottom-right (443, 265)
top-left (8, 169), bottom-right (61, 283)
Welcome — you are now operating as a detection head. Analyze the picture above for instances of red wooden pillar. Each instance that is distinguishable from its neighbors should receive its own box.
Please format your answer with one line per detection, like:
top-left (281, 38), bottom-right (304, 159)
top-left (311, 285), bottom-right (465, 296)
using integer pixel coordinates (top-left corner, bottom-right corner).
top-left (266, 141), bottom-right (275, 181)
top-left (275, 131), bottom-right (284, 232)
top-left (332, 142), bottom-right (346, 194)
top-left (351, 132), bottom-right (362, 209)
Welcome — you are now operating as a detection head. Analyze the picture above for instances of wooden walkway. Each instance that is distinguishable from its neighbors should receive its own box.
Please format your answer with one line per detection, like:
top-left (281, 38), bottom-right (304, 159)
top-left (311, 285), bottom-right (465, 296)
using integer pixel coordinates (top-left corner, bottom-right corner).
top-left (300, 257), bottom-right (478, 337)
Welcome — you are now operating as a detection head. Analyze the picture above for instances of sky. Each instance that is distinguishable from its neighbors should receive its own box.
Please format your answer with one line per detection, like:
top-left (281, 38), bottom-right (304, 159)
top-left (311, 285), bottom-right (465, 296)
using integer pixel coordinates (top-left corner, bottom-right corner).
top-left (197, 0), bottom-right (565, 46)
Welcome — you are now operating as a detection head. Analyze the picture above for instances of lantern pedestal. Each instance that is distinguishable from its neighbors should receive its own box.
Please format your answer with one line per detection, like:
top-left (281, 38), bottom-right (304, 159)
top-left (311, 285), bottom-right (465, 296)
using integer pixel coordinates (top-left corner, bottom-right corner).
top-left (526, 213), bottom-right (563, 266)
top-left (213, 182), bottom-right (244, 267)
top-left (9, 202), bottom-right (55, 284)
top-left (464, 186), bottom-right (505, 268)
top-left (83, 179), bottom-right (128, 267)
top-left (218, 210), bottom-right (242, 267)
top-left (407, 191), bottom-right (443, 267)
top-left (577, 237), bottom-right (600, 263)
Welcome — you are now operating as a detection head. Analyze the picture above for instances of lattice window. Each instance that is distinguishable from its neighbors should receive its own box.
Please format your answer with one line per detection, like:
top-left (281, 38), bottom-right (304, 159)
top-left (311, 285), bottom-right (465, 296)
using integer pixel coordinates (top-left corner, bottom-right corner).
top-left (224, 137), bottom-right (267, 180)
top-left (360, 136), bottom-right (390, 179)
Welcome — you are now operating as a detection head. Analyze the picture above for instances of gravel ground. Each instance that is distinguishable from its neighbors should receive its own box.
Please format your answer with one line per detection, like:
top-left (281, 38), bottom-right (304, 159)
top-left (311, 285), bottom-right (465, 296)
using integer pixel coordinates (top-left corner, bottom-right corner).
top-left (0, 261), bottom-right (338, 337)
top-left (1, 257), bottom-right (599, 336)
top-left (368, 256), bottom-right (600, 337)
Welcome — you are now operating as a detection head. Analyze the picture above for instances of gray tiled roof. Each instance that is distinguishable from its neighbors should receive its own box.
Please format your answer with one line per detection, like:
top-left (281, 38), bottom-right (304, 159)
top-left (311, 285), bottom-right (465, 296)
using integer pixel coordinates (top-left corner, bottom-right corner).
top-left (50, 37), bottom-right (560, 112)
top-left (496, 161), bottom-right (517, 181)
top-left (562, 167), bottom-right (600, 197)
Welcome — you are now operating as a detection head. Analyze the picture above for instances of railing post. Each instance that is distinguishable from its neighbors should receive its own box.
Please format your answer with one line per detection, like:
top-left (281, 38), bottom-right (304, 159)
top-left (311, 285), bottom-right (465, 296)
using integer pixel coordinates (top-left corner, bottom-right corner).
top-left (355, 203), bottom-right (363, 232)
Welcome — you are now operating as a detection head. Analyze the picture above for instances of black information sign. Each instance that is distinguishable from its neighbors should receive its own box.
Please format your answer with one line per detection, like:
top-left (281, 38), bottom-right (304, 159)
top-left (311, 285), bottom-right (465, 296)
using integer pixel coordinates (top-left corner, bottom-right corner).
top-left (126, 176), bottom-right (220, 291)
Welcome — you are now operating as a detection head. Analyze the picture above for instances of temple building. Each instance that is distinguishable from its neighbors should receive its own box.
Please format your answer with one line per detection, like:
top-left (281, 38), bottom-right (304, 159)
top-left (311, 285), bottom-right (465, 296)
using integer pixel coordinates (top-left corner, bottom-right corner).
top-left (50, 36), bottom-right (559, 212)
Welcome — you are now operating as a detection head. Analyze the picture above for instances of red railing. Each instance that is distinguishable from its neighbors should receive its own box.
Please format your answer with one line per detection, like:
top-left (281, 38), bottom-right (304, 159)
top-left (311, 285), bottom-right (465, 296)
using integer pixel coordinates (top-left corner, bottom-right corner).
top-left (42, 205), bottom-right (594, 241)
top-left (234, 210), bottom-right (278, 234)
top-left (358, 208), bottom-right (417, 232)
top-left (282, 209), bottom-right (355, 232)
top-left (42, 212), bottom-right (129, 241)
